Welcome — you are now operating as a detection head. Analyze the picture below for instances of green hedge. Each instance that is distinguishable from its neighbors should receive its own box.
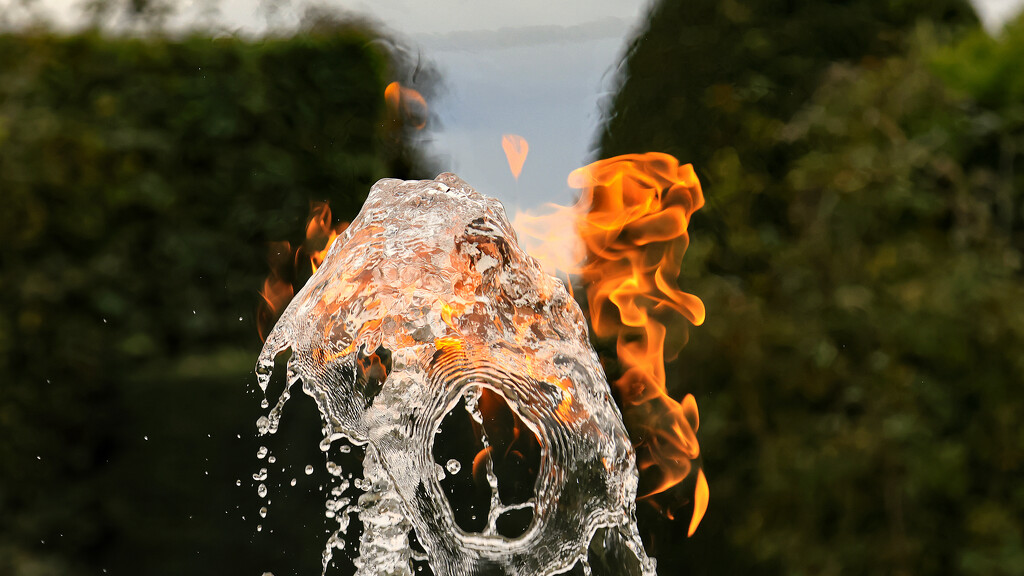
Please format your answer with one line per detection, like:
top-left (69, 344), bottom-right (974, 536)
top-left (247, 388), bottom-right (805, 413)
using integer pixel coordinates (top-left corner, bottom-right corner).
top-left (599, 2), bottom-right (1024, 575)
top-left (0, 28), bottom-right (429, 576)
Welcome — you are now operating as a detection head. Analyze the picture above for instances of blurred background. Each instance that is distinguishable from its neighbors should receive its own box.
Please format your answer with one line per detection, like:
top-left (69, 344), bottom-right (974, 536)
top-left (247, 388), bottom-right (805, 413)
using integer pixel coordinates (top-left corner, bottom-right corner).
top-left (2, 0), bottom-right (1024, 575)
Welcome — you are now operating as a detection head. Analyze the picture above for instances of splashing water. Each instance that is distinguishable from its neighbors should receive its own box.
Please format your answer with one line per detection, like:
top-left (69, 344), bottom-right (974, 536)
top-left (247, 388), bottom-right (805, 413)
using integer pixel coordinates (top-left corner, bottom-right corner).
top-left (255, 173), bottom-right (655, 575)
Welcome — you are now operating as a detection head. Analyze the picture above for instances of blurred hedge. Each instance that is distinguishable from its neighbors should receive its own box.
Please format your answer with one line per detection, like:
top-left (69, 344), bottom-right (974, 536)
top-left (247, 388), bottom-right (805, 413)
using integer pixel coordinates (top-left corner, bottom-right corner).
top-left (599, 2), bottom-right (1024, 575)
top-left (0, 27), bottom-right (432, 576)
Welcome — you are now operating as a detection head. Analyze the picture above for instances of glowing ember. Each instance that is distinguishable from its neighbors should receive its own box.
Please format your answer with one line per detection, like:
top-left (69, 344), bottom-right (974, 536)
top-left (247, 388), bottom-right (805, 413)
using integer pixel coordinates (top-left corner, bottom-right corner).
top-left (384, 81), bottom-right (428, 130)
top-left (514, 152), bottom-right (709, 534)
top-left (501, 134), bottom-right (529, 180)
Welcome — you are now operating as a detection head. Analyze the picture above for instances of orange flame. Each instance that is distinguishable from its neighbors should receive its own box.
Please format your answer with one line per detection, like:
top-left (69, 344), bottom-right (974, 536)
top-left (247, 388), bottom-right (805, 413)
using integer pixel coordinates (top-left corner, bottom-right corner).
top-left (501, 134), bottom-right (529, 180)
top-left (257, 203), bottom-right (349, 341)
top-left (257, 241), bottom-right (295, 341)
top-left (385, 81), bottom-right (428, 130)
top-left (513, 152), bottom-right (709, 534)
top-left (304, 201), bottom-right (348, 273)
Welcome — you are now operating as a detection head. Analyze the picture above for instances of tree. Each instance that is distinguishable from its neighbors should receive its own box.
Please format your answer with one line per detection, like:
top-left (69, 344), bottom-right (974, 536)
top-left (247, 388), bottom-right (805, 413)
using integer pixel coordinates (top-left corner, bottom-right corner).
top-left (597, 1), bottom-right (1024, 574)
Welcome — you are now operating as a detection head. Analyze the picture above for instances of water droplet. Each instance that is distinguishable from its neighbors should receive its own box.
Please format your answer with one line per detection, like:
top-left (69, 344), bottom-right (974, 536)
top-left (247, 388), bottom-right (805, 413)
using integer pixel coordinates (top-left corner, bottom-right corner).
top-left (290, 478), bottom-right (297, 486)
top-left (260, 398), bottom-right (270, 409)
top-left (305, 465), bottom-right (314, 475)
top-left (268, 455), bottom-right (276, 464)
top-left (235, 480), bottom-right (241, 487)
top-left (259, 507), bottom-right (267, 518)
top-left (256, 416), bottom-right (271, 435)
top-left (239, 316), bottom-right (244, 321)
top-left (257, 483), bottom-right (268, 498)
top-left (253, 468), bottom-right (268, 481)
top-left (338, 444), bottom-right (351, 453)
top-left (257, 446), bottom-right (268, 459)
top-left (256, 524), bottom-right (262, 532)
top-left (445, 459), bottom-right (461, 475)
top-left (143, 436), bottom-right (149, 441)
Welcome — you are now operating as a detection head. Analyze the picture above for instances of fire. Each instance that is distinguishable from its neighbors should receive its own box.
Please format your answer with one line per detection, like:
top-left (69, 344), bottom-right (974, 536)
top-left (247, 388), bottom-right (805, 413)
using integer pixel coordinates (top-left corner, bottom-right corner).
top-left (304, 201), bottom-right (348, 273)
top-left (256, 202), bottom-right (348, 341)
top-left (501, 134), bottom-right (529, 180)
top-left (514, 152), bottom-right (709, 534)
top-left (385, 81), bottom-right (428, 130)
top-left (257, 241), bottom-right (295, 342)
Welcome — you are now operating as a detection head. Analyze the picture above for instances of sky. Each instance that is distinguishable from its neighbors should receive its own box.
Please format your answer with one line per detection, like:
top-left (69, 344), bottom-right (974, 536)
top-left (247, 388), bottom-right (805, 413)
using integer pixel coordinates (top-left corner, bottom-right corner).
top-left (12, 0), bottom-right (1024, 211)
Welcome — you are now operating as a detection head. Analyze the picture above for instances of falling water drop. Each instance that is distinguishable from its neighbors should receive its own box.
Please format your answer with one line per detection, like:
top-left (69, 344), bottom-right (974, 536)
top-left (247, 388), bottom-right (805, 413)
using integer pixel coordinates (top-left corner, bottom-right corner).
top-left (259, 507), bottom-right (268, 518)
top-left (256, 416), bottom-right (271, 435)
top-left (445, 459), bottom-right (461, 475)
top-left (268, 455), bottom-right (276, 464)
top-left (257, 446), bottom-right (268, 459)
top-left (305, 465), bottom-right (314, 475)
top-left (257, 483), bottom-right (268, 498)
top-left (290, 478), bottom-right (297, 486)
top-left (253, 468), bottom-right (268, 481)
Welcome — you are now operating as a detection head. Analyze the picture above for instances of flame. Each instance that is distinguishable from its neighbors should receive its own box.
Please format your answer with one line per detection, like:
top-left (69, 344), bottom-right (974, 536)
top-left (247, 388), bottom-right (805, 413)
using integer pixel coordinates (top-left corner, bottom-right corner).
top-left (257, 203), bottom-right (348, 341)
top-left (501, 134), bottom-right (529, 180)
top-left (385, 81), bottom-right (428, 130)
top-left (257, 241), bottom-right (295, 341)
top-left (513, 152), bottom-right (709, 534)
top-left (304, 201), bottom-right (348, 273)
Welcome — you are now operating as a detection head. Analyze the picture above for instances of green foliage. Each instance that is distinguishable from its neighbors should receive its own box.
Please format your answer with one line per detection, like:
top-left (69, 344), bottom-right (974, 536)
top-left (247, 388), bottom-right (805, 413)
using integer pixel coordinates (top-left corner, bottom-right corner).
top-left (0, 28), bottom-right (431, 575)
top-left (600, 2), bottom-right (1024, 575)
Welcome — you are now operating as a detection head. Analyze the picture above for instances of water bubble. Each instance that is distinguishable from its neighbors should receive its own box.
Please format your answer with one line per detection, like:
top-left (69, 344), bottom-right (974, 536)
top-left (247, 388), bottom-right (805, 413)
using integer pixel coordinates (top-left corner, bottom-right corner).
top-left (257, 446), bottom-right (268, 459)
top-left (257, 483), bottom-right (268, 498)
top-left (305, 465), bottom-right (314, 475)
top-left (445, 459), bottom-right (461, 475)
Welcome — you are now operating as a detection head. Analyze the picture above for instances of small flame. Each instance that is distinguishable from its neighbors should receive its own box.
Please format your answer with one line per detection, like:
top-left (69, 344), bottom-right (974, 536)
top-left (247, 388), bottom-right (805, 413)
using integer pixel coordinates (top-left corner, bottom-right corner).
top-left (257, 241), bottom-right (295, 341)
top-left (385, 81), bottom-right (428, 130)
top-left (501, 134), bottom-right (529, 180)
top-left (257, 203), bottom-right (348, 341)
top-left (514, 152), bottom-right (709, 534)
top-left (304, 201), bottom-right (348, 273)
